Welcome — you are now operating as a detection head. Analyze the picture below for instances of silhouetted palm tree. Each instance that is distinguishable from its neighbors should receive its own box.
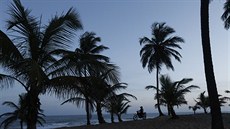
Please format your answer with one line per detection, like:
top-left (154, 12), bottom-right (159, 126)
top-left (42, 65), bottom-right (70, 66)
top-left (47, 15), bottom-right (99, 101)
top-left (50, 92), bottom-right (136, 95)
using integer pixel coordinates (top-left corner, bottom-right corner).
top-left (222, 0), bottom-right (230, 29)
top-left (195, 91), bottom-right (229, 114)
top-left (47, 32), bottom-right (116, 125)
top-left (218, 94), bottom-right (230, 106)
top-left (0, 0), bottom-right (82, 128)
top-left (189, 105), bottom-right (200, 114)
top-left (113, 94), bottom-right (136, 122)
top-left (139, 22), bottom-right (184, 116)
top-left (200, 0), bottom-right (224, 128)
top-left (195, 91), bottom-right (210, 114)
top-left (225, 90), bottom-right (230, 106)
top-left (146, 75), bottom-right (199, 119)
top-left (0, 93), bottom-right (45, 129)
top-left (104, 85), bottom-right (137, 123)
top-left (90, 73), bottom-right (120, 124)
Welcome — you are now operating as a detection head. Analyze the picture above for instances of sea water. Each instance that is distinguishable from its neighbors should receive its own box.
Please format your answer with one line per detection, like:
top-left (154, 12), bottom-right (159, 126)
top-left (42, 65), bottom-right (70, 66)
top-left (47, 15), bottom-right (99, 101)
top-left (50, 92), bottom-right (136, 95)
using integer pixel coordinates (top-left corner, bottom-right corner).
top-left (0, 113), bottom-right (159, 129)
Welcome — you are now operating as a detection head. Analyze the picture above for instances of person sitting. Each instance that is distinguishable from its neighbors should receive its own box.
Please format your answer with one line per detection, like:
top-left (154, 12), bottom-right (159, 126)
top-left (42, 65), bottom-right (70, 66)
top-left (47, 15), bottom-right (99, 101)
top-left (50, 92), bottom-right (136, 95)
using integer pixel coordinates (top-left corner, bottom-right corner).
top-left (137, 106), bottom-right (144, 117)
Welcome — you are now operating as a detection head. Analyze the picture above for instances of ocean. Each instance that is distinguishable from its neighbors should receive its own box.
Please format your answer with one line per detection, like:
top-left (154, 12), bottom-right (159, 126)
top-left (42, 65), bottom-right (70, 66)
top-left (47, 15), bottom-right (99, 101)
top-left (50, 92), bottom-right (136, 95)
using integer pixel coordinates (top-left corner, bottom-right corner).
top-left (0, 113), bottom-right (159, 129)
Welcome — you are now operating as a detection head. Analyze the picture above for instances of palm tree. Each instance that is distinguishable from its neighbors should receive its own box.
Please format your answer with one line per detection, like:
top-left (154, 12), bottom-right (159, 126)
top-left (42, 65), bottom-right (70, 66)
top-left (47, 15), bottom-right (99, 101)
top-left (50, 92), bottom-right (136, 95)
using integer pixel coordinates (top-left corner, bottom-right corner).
top-left (195, 91), bottom-right (210, 114)
top-left (222, 0), bottom-right (230, 29)
top-left (112, 94), bottom-right (135, 122)
top-left (0, 94), bottom-right (27, 129)
top-left (200, 0), bottom-right (224, 128)
top-left (146, 75), bottom-right (199, 119)
top-left (195, 91), bottom-right (229, 114)
top-left (0, 93), bottom-right (45, 129)
top-left (139, 22), bottom-right (184, 116)
top-left (225, 90), bottom-right (230, 106)
top-left (0, 0), bottom-right (82, 128)
top-left (89, 74), bottom-right (120, 124)
top-left (47, 32), bottom-right (116, 125)
top-left (104, 85), bottom-right (137, 123)
top-left (189, 105), bottom-right (200, 114)
top-left (218, 94), bottom-right (230, 106)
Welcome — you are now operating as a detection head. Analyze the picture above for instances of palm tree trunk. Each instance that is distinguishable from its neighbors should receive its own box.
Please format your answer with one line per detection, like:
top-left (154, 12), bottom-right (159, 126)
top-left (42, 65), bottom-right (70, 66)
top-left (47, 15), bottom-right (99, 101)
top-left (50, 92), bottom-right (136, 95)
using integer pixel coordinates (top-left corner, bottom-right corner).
top-left (156, 66), bottom-right (164, 116)
top-left (117, 114), bottom-right (123, 122)
top-left (110, 112), bottom-right (114, 123)
top-left (96, 102), bottom-right (106, 124)
top-left (169, 105), bottom-right (178, 119)
top-left (200, 0), bottom-right (224, 129)
top-left (167, 104), bottom-right (171, 116)
top-left (203, 107), bottom-right (207, 114)
top-left (20, 120), bottom-right (23, 129)
top-left (193, 109), bottom-right (195, 115)
top-left (27, 91), bottom-right (39, 129)
top-left (85, 98), bottom-right (91, 125)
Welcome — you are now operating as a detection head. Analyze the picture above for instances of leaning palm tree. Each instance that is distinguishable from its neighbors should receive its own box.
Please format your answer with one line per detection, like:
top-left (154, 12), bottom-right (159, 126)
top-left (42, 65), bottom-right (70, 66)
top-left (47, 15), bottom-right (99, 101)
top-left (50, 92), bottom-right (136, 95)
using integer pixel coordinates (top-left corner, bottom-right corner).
top-left (222, 0), bottom-right (230, 29)
top-left (200, 1), bottom-right (224, 128)
top-left (0, 0), bottom-right (82, 128)
top-left (0, 93), bottom-right (45, 129)
top-left (146, 75), bottom-right (199, 119)
top-left (139, 23), bottom-right (184, 116)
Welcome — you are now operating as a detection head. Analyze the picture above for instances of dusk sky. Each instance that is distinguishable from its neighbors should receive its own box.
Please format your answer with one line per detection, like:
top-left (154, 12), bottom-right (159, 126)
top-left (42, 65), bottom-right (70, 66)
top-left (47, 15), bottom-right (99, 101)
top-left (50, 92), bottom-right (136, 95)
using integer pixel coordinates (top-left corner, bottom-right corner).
top-left (0, 0), bottom-right (229, 116)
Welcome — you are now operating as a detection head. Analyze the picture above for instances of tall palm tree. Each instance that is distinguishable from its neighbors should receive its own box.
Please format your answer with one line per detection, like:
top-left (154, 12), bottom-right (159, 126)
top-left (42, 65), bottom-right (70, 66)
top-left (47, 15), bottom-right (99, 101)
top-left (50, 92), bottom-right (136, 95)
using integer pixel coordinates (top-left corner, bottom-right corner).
top-left (0, 93), bottom-right (45, 129)
top-left (222, 0), bottom-right (230, 29)
top-left (139, 22), bottom-right (184, 116)
top-left (195, 91), bottom-right (210, 114)
top-left (0, 0), bottom-right (82, 128)
top-left (200, 0), bottom-right (224, 129)
top-left (47, 32), bottom-right (116, 125)
top-left (146, 75), bottom-right (199, 119)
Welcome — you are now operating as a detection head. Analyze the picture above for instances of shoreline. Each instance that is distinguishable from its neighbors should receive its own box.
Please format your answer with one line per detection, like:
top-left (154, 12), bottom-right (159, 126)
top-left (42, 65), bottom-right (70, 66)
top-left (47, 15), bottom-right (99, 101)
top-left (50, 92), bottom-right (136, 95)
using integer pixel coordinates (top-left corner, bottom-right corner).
top-left (56, 113), bottom-right (230, 129)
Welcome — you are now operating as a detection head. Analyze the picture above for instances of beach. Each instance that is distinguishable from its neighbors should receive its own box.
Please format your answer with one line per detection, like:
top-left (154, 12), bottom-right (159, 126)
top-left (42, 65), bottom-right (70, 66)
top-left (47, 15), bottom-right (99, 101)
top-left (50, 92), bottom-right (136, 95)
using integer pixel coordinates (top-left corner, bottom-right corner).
top-left (56, 113), bottom-right (230, 129)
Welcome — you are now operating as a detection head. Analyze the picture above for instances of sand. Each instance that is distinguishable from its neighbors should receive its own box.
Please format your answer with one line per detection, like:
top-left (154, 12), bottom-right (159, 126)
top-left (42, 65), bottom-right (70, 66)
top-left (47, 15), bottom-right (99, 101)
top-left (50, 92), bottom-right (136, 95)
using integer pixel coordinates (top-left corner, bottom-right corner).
top-left (56, 113), bottom-right (230, 129)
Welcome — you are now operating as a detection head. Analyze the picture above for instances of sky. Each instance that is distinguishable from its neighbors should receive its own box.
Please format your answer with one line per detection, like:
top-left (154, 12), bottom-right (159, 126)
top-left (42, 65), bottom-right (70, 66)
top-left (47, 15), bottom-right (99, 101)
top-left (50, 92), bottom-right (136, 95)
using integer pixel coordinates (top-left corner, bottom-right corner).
top-left (0, 0), bottom-right (229, 116)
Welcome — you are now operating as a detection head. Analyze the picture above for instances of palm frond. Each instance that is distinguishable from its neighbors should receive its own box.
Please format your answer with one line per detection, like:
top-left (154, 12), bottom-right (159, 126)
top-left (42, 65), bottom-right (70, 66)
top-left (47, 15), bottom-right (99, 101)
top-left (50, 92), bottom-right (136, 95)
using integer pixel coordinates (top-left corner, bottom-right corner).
top-left (221, 0), bottom-right (230, 29)
top-left (145, 85), bottom-right (157, 90)
top-left (41, 8), bottom-right (82, 51)
top-left (139, 37), bottom-right (153, 45)
top-left (0, 30), bottom-right (23, 66)
top-left (61, 97), bottom-right (85, 106)
top-left (2, 101), bottom-right (19, 110)
top-left (0, 115), bottom-right (17, 129)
